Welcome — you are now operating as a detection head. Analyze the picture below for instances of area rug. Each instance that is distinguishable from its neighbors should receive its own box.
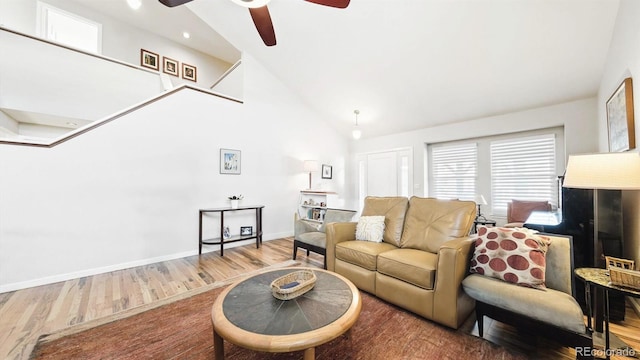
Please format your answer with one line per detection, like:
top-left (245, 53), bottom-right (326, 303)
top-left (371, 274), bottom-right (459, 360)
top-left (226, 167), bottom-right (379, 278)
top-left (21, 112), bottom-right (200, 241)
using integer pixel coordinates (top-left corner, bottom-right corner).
top-left (31, 268), bottom-right (527, 360)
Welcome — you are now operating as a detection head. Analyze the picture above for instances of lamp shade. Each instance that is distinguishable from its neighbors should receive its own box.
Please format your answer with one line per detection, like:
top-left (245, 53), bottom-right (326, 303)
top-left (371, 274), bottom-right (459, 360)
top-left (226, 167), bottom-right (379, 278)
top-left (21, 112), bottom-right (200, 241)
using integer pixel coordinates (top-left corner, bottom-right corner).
top-left (563, 152), bottom-right (640, 190)
top-left (303, 160), bottom-right (319, 172)
top-left (475, 194), bottom-right (488, 205)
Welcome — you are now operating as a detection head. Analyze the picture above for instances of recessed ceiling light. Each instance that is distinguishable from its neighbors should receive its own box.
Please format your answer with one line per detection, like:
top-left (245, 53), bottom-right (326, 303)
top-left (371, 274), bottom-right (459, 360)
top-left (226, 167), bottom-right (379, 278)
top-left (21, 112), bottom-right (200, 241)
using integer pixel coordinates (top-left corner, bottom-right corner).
top-left (183, 32), bottom-right (191, 39)
top-left (66, 122), bottom-right (77, 127)
top-left (230, 0), bottom-right (271, 9)
top-left (127, 0), bottom-right (142, 10)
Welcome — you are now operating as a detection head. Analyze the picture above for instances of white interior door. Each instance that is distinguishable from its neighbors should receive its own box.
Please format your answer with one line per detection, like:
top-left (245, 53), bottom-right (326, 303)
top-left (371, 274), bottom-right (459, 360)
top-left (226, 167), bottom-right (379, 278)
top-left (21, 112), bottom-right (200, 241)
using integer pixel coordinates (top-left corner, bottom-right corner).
top-left (356, 148), bottom-right (413, 211)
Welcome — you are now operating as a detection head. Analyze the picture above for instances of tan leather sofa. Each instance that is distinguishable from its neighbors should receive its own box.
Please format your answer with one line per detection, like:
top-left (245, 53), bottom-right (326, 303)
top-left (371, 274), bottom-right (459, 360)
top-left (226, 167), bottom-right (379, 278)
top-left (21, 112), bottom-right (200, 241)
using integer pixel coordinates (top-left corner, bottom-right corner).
top-left (326, 196), bottom-right (477, 329)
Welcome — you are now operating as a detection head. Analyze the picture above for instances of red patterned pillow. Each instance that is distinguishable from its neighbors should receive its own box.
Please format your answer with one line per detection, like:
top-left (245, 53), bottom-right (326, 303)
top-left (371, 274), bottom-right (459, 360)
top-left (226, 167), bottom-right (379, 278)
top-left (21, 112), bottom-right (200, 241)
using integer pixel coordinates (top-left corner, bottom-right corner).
top-left (470, 226), bottom-right (552, 290)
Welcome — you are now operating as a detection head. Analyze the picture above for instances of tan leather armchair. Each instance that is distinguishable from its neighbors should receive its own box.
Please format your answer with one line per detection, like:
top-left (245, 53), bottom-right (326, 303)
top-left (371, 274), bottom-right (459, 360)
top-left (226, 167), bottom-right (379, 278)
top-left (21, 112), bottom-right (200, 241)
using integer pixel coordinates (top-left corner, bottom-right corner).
top-left (326, 196), bottom-right (476, 329)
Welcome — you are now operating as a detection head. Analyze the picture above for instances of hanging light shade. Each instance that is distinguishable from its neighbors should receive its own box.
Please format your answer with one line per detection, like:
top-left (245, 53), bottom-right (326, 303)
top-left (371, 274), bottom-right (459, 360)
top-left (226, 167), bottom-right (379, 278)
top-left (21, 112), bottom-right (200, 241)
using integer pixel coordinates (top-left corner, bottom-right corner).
top-left (352, 110), bottom-right (362, 140)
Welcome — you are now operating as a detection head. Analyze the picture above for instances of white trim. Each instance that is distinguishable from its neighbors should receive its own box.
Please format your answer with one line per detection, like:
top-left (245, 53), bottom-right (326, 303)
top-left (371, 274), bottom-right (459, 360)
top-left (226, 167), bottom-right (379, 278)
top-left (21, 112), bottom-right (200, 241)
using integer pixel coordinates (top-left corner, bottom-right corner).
top-left (0, 233), bottom-right (289, 293)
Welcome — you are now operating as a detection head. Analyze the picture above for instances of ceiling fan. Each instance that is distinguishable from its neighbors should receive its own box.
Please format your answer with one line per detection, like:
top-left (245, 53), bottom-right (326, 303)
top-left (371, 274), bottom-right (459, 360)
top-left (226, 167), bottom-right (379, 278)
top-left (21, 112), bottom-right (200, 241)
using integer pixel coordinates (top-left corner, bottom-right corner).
top-left (158, 0), bottom-right (350, 46)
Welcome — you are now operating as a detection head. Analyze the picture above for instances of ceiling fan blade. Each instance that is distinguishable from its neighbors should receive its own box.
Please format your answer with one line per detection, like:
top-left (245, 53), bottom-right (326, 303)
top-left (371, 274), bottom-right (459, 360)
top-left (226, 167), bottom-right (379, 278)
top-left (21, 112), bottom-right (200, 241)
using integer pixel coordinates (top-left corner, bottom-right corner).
top-left (249, 6), bottom-right (277, 46)
top-left (304, 0), bottom-right (350, 9)
top-left (158, 0), bottom-right (193, 7)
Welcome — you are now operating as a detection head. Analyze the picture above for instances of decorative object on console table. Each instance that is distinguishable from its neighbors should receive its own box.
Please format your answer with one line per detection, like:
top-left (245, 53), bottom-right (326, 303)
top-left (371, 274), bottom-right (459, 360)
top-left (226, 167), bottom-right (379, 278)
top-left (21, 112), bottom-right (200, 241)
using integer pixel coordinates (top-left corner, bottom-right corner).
top-left (220, 149), bottom-right (241, 175)
top-left (322, 164), bottom-right (332, 179)
top-left (228, 194), bottom-right (243, 209)
top-left (303, 160), bottom-right (319, 189)
top-left (182, 62), bottom-right (197, 82)
top-left (140, 49), bottom-right (159, 70)
top-left (223, 226), bottom-right (230, 239)
top-left (606, 77), bottom-right (635, 152)
top-left (474, 194), bottom-right (488, 220)
top-left (240, 226), bottom-right (253, 236)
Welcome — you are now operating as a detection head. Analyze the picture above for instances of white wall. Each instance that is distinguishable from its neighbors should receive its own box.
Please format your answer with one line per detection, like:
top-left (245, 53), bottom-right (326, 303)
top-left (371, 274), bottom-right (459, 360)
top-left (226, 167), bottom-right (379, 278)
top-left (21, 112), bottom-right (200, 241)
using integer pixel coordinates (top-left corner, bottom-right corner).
top-left (597, 0), bottom-right (640, 305)
top-left (0, 54), bottom-right (350, 292)
top-left (0, 0), bottom-right (231, 89)
top-left (349, 97), bottom-right (599, 207)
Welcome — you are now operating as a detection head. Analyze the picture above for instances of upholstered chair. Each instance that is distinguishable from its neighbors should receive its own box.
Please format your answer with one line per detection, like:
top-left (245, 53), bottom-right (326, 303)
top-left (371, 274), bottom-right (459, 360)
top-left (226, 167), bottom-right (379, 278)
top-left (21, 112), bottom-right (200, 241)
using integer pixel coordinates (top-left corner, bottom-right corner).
top-left (505, 199), bottom-right (552, 227)
top-left (462, 233), bottom-right (592, 359)
top-left (293, 208), bottom-right (356, 269)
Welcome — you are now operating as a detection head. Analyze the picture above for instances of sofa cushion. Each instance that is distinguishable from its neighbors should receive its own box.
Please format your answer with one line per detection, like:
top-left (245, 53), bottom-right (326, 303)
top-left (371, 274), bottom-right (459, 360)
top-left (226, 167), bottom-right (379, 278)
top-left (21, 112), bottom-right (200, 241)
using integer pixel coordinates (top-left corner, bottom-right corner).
top-left (377, 248), bottom-right (438, 290)
top-left (296, 231), bottom-right (326, 248)
top-left (470, 226), bottom-right (551, 290)
top-left (400, 197), bottom-right (476, 253)
top-left (361, 196), bottom-right (409, 246)
top-left (355, 216), bottom-right (386, 242)
top-left (462, 274), bottom-right (586, 333)
top-left (335, 241), bottom-right (397, 271)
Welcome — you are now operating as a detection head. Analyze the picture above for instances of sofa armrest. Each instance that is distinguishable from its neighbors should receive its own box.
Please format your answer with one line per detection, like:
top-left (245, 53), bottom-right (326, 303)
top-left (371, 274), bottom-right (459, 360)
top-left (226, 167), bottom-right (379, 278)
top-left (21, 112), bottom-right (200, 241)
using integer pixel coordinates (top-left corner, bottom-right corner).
top-left (432, 236), bottom-right (475, 328)
top-left (325, 222), bottom-right (357, 271)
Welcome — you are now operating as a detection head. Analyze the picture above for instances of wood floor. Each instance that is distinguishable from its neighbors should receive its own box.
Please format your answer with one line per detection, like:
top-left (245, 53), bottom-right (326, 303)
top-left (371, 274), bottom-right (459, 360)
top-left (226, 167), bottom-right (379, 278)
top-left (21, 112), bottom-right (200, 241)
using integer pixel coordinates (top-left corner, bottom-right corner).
top-left (1, 237), bottom-right (639, 360)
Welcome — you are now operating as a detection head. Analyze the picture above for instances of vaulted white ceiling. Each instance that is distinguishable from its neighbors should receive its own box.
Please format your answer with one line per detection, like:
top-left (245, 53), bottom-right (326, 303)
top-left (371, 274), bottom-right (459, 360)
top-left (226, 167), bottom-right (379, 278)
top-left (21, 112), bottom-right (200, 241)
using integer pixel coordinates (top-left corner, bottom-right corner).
top-left (73, 0), bottom-right (620, 140)
top-left (186, 0), bottom-right (620, 139)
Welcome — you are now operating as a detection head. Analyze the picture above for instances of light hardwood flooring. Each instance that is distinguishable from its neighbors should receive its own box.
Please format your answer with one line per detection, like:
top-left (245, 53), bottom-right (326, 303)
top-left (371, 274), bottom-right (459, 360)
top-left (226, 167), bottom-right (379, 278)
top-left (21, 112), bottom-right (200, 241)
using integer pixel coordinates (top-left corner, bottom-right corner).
top-left (1, 237), bottom-right (639, 360)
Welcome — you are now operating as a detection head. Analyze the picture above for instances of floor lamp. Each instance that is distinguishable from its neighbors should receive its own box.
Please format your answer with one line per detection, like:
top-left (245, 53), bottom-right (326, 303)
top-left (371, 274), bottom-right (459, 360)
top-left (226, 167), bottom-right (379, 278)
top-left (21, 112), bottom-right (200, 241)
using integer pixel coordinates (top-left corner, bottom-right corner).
top-left (563, 152), bottom-right (640, 350)
top-left (303, 160), bottom-right (319, 190)
top-left (562, 152), bottom-right (640, 267)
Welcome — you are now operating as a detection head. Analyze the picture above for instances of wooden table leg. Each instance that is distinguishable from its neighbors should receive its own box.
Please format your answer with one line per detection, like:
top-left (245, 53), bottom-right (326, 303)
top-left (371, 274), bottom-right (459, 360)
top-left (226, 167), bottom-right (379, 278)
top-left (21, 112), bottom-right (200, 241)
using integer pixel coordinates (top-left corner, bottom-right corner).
top-left (303, 347), bottom-right (315, 360)
top-left (213, 328), bottom-right (224, 360)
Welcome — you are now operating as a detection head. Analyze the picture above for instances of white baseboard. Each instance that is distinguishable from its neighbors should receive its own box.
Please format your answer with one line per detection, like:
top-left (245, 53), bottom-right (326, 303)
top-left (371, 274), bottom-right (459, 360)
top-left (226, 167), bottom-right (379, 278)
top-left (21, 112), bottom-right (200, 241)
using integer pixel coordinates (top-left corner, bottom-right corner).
top-left (0, 232), bottom-right (293, 293)
top-left (630, 298), bottom-right (640, 317)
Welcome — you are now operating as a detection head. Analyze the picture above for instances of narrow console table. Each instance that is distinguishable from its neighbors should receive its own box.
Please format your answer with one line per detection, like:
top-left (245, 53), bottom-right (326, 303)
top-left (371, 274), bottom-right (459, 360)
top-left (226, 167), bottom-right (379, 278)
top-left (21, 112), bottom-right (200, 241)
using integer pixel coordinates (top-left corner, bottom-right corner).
top-left (199, 205), bottom-right (264, 256)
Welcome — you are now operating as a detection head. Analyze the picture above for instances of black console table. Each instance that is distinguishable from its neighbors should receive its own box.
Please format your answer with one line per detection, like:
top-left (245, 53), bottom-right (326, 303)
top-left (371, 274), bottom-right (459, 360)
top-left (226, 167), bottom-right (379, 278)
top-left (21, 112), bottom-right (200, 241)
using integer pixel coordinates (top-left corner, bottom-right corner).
top-left (199, 205), bottom-right (264, 256)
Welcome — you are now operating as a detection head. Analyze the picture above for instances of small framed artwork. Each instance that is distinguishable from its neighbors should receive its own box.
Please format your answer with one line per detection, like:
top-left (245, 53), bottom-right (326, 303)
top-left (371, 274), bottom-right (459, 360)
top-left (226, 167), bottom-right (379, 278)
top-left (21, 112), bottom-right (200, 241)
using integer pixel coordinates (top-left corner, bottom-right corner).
top-left (606, 77), bottom-right (635, 152)
top-left (240, 226), bottom-right (253, 236)
top-left (163, 56), bottom-right (179, 76)
top-left (140, 49), bottom-right (159, 70)
top-left (182, 63), bottom-right (197, 82)
top-left (220, 148), bottom-right (241, 175)
top-left (322, 164), bottom-right (332, 179)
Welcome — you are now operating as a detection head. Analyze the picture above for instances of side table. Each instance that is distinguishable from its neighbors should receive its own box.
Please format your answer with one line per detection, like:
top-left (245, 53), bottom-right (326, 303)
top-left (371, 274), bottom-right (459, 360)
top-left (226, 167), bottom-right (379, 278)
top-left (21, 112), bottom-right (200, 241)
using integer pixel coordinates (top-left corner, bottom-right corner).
top-left (199, 205), bottom-right (264, 256)
top-left (575, 268), bottom-right (640, 359)
top-left (472, 218), bottom-right (496, 233)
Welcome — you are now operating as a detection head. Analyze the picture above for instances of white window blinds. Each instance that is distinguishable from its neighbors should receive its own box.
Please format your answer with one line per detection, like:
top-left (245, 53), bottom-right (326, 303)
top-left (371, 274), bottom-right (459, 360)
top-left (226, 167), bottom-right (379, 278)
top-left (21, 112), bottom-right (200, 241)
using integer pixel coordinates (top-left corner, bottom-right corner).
top-left (431, 143), bottom-right (477, 201)
top-left (490, 134), bottom-right (557, 215)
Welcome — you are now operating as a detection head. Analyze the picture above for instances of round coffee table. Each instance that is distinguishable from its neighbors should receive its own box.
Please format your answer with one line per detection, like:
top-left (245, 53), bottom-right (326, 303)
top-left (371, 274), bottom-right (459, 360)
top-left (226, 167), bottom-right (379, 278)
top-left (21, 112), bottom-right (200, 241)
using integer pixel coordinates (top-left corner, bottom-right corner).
top-left (211, 267), bottom-right (361, 360)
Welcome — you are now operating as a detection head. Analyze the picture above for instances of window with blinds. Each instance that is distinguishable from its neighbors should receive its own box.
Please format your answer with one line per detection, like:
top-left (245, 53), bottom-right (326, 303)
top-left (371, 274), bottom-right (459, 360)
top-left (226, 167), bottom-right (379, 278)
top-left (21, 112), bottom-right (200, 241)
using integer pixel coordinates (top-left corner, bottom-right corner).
top-left (430, 143), bottom-right (477, 201)
top-left (490, 134), bottom-right (557, 215)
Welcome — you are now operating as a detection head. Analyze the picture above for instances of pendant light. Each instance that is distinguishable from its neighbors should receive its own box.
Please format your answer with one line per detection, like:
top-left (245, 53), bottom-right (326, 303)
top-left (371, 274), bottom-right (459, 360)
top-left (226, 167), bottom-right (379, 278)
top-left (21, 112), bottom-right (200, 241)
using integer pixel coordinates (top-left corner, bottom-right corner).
top-left (352, 110), bottom-right (362, 140)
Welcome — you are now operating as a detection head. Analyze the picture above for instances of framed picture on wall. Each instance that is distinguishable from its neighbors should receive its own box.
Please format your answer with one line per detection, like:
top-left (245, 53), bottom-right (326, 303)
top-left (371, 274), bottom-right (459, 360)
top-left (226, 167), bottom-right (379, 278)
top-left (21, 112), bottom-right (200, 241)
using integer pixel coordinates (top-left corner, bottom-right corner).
top-left (220, 148), bottom-right (241, 175)
top-left (182, 63), bottom-right (197, 82)
top-left (140, 49), bottom-right (159, 70)
top-left (322, 164), bottom-right (332, 179)
top-left (163, 56), bottom-right (179, 76)
top-left (606, 77), bottom-right (635, 152)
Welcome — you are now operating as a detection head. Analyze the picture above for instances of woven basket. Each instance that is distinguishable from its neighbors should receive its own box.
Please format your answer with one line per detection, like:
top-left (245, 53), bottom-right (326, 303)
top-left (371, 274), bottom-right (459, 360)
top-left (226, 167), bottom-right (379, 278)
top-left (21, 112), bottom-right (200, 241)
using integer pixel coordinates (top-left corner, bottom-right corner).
top-left (605, 256), bottom-right (635, 270)
top-left (270, 270), bottom-right (316, 300)
top-left (609, 267), bottom-right (640, 290)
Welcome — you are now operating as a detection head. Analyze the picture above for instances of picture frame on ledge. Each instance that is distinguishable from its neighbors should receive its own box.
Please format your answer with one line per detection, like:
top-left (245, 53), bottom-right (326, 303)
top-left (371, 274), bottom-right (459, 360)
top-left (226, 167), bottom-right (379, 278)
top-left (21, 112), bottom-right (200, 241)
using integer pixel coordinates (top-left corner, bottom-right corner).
top-left (240, 226), bottom-right (253, 236)
top-left (220, 148), bottom-right (241, 175)
top-left (140, 49), bottom-right (159, 70)
top-left (163, 56), bottom-right (179, 76)
top-left (606, 77), bottom-right (635, 152)
top-left (321, 164), bottom-right (332, 179)
top-left (182, 63), bottom-right (197, 82)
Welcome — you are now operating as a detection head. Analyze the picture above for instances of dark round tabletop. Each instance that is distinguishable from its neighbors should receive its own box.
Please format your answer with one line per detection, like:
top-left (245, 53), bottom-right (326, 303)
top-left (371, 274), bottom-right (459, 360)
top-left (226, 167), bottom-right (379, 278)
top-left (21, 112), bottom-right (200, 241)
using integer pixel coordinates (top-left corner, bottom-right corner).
top-left (221, 268), bottom-right (354, 336)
